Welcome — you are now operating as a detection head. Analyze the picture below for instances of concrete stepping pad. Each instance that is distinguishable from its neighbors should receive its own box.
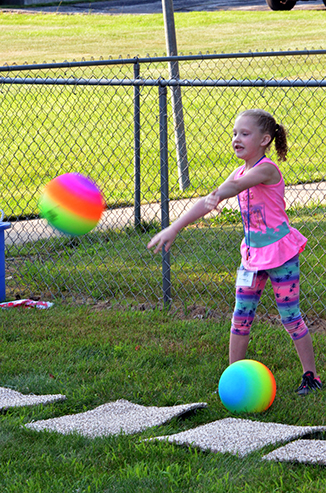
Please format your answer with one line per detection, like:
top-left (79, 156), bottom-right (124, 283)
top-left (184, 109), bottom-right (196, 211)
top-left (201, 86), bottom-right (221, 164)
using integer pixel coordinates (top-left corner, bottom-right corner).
top-left (263, 439), bottom-right (326, 465)
top-left (149, 418), bottom-right (326, 457)
top-left (25, 399), bottom-right (207, 438)
top-left (0, 387), bottom-right (66, 410)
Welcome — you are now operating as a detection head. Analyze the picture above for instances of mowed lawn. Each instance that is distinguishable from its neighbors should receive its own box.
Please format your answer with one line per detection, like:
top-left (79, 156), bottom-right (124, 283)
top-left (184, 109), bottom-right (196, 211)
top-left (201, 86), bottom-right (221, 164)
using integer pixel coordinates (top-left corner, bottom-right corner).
top-left (0, 9), bottom-right (326, 65)
top-left (0, 306), bottom-right (325, 492)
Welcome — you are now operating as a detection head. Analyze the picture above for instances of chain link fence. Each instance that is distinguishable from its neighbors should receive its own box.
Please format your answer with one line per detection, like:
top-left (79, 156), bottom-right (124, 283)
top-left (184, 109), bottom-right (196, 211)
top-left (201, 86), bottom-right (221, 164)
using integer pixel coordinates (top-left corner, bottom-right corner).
top-left (1, 50), bottom-right (325, 321)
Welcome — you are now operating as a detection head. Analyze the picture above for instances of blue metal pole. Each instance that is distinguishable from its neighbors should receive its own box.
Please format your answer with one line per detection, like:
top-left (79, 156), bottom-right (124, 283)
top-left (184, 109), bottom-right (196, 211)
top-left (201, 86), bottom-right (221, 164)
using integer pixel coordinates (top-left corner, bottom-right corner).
top-left (0, 222), bottom-right (11, 302)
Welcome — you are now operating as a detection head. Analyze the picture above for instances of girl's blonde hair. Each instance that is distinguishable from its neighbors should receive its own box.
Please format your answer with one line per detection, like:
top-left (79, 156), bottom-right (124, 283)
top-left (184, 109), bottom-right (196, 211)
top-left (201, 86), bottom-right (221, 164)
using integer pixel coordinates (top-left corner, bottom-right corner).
top-left (239, 109), bottom-right (288, 162)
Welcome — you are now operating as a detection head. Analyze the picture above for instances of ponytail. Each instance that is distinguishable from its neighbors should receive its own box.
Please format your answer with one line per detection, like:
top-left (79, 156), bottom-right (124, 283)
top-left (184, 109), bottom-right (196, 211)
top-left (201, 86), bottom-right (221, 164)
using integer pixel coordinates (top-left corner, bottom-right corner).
top-left (274, 123), bottom-right (288, 162)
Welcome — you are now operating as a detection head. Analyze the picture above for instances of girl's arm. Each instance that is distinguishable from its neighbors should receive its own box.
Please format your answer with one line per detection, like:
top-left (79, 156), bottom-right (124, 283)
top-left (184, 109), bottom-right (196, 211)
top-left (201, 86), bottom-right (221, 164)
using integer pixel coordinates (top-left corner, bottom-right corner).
top-left (147, 196), bottom-right (210, 253)
top-left (205, 162), bottom-right (280, 209)
top-left (147, 169), bottom-right (240, 254)
top-left (147, 163), bottom-right (278, 253)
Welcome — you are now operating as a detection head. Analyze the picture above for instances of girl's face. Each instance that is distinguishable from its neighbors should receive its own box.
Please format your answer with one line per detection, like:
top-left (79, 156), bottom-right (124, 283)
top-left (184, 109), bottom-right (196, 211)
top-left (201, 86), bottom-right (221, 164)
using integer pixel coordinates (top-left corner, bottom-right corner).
top-left (232, 115), bottom-right (270, 165)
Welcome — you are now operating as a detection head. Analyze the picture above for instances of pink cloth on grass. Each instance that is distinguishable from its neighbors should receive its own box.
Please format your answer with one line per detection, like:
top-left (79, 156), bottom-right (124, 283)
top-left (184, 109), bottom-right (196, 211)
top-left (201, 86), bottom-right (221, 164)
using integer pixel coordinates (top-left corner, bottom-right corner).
top-left (0, 299), bottom-right (53, 309)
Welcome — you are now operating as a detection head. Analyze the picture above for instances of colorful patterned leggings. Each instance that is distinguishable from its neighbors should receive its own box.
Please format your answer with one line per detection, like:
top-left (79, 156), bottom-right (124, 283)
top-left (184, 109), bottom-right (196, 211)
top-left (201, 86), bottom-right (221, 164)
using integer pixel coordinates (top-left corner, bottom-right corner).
top-left (231, 255), bottom-right (308, 341)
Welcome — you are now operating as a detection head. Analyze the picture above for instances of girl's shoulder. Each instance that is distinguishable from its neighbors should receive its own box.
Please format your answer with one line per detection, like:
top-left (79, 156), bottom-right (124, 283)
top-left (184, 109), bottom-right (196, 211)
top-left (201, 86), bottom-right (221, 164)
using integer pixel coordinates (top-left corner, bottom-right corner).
top-left (259, 157), bottom-right (280, 170)
top-left (256, 157), bottom-right (283, 186)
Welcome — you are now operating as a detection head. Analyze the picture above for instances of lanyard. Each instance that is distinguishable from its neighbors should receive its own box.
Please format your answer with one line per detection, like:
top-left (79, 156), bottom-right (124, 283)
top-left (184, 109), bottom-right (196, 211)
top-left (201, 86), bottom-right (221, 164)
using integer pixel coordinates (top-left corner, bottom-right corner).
top-left (237, 155), bottom-right (266, 261)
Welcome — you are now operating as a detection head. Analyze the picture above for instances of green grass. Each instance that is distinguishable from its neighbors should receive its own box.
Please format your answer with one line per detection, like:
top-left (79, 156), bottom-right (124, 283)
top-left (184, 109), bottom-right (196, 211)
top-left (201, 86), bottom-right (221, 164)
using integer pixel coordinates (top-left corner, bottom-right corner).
top-left (2, 72), bottom-right (326, 219)
top-left (1, 10), bottom-right (326, 66)
top-left (0, 305), bottom-right (325, 492)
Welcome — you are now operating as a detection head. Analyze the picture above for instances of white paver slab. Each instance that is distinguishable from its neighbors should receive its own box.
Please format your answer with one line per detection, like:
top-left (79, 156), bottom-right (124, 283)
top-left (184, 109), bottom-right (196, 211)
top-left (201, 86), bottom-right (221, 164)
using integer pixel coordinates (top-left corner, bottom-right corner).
top-left (263, 439), bottom-right (326, 465)
top-left (0, 387), bottom-right (66, 410)
top-left (25, 399), bottom-right (207, 438)
top-left (150, 418), bottom-right (326, 457)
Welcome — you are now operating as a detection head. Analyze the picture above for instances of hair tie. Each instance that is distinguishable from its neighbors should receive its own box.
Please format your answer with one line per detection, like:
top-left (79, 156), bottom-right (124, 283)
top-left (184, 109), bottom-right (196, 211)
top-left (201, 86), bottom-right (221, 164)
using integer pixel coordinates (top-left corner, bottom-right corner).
top-left (275, 123), bottom-right (280, 133)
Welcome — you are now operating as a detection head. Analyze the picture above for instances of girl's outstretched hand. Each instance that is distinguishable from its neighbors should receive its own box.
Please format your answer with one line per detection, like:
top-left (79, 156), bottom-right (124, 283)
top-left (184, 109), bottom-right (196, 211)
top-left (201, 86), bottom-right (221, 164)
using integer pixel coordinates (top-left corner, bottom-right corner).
top-left (148, 191), bottom-right (219, 254)
top-left (147, 225), bottom-right (178, 254)
top-left (205, 188), bottom-right (220, 211)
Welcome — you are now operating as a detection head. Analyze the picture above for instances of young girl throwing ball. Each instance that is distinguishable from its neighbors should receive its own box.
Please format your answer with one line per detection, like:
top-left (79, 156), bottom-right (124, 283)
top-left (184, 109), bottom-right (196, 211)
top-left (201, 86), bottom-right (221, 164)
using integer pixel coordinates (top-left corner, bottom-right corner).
top-left (147, 108), bottom-right (322, 396)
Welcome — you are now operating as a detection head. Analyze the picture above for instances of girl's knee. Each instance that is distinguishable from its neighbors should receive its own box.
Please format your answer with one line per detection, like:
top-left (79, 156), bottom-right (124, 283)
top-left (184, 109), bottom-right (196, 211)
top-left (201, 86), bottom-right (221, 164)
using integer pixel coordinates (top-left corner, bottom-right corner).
top-left (283, 318), bottom-right (308, 340)
top-left (231, 324), bottom-right (251, 337)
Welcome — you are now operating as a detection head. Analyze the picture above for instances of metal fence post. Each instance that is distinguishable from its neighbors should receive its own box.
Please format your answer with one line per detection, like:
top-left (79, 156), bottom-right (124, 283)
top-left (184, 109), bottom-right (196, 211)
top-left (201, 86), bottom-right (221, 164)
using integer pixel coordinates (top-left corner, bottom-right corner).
top-left (162, 0), bottom-right (190, 191)
top-left (134, 59), bottom-right (141, 227)
top-left (159, 83), bottom-right (171, 308)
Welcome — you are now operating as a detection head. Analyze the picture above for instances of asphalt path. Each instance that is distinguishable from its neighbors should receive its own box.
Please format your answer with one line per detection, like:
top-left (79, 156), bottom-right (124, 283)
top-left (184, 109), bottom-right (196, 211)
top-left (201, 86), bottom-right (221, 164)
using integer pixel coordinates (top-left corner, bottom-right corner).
top-left (4, 0), bottom-right (326, 15)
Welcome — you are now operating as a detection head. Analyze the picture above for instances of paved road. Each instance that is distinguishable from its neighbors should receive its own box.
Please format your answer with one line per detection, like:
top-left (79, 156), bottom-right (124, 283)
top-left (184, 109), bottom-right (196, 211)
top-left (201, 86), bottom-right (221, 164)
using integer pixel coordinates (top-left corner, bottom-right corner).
top-left (38, 0), bottom-right (270, 14)
top-left (4, 0), bottom-right (326, 15)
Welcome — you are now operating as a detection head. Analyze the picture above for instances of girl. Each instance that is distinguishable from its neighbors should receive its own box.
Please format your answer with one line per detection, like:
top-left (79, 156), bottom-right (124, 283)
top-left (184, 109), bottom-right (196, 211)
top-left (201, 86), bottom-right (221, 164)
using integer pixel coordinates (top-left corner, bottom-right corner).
top-left (147, 109), bottom-right (322, 396)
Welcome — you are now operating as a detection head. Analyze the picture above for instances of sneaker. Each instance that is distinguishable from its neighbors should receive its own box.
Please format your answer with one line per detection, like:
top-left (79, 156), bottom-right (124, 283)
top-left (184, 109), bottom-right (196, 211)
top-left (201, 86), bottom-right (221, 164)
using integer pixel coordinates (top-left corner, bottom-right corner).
top-left (296, 371), bottom-right (322, 396)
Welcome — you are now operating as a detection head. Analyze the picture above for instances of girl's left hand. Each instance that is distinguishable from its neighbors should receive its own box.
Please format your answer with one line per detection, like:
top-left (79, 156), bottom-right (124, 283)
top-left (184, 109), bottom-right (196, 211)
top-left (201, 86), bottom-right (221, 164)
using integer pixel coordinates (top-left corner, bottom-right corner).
top-left (147, 224), bottom-right (178, 254)
top-left (205, 189), bottom-right (220, 211)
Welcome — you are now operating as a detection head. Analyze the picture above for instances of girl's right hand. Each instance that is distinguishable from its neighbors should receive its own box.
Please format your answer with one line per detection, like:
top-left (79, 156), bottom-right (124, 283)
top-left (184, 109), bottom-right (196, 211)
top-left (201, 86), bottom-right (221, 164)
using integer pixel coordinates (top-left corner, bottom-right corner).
top-left (147, 225), bottom-right (178, 254)
top-left (205, 188), bottom-right (220, 211)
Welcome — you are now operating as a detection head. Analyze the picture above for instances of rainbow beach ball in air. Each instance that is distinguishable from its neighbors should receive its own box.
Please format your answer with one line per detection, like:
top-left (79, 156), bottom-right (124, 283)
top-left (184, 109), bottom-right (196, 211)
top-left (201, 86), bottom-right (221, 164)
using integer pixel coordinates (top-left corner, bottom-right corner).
top-left (39, 173), bottom-right (105, 236)
top-left (218, 359), bottom-right (276, 413)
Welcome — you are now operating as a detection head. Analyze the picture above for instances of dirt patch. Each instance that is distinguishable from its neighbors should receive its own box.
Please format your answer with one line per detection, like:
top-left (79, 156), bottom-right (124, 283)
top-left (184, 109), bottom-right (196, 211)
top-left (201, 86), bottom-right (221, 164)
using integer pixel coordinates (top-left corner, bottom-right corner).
top-left (90, 301), bottom-right (326, 334)
top-left (306, 318), bottom-right (326, 335)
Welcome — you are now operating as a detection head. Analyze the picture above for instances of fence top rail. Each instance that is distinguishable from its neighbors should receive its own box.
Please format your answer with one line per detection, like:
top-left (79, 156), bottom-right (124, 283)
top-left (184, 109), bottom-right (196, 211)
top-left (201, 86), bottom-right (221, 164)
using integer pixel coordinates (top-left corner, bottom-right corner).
top-left (1, 76), bottom-right (326, 88)
top-left (1, 49), bottom-right (326, 73)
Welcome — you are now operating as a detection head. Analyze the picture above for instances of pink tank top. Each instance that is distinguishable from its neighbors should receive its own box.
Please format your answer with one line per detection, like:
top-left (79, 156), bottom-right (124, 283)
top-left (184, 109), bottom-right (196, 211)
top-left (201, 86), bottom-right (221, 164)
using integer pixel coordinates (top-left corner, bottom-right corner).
top-left (235, 157), bottom-right (307, 270)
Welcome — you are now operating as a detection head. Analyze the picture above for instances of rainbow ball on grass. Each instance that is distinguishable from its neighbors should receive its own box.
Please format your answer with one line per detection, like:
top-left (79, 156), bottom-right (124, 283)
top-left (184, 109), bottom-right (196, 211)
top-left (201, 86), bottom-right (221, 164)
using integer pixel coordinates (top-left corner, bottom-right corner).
top-left (39, 173), bottom-right (105, 236)
top-left (218, 359), bottom-right (276, 413)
